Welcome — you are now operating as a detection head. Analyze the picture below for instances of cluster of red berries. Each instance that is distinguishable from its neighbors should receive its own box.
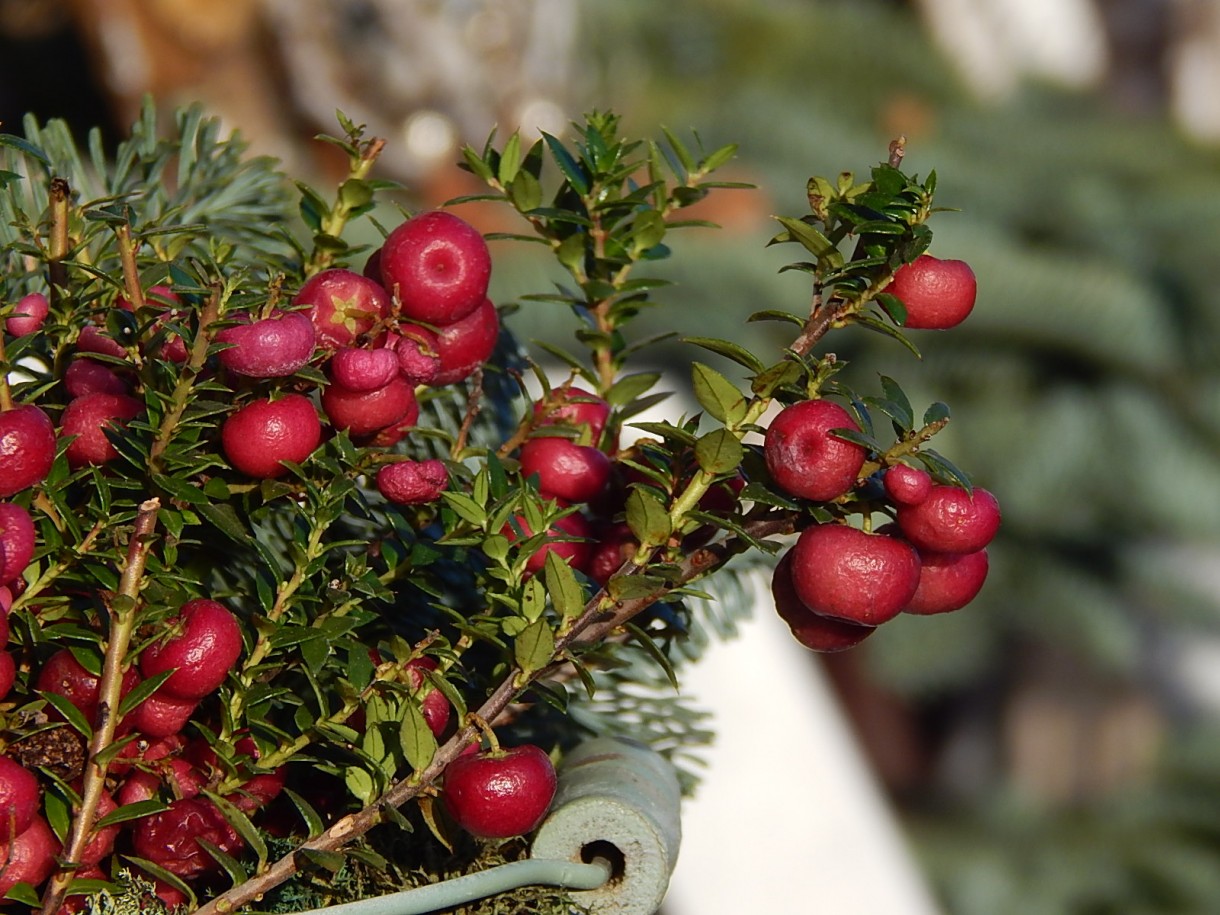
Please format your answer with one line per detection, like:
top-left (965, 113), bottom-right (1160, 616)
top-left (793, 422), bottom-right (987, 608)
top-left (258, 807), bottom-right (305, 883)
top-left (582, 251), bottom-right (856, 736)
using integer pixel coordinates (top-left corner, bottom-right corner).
top-left (765, 253), bottom-right (996, 652)
top-left (0, 209), bottom-right (537, 900)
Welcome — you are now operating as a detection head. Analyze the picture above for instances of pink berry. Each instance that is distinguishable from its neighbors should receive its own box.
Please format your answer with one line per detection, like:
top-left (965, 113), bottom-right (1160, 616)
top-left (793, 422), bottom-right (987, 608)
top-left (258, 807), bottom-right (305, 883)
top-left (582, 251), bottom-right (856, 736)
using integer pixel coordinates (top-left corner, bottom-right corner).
top-left (376, 460), bottom-right (448, 505)
top-left (4, 292), bottom-right (49, 337)
top-left (380, 211), bottom-right (491, 325)
top-left (0, 405), bottom-right (57, 497)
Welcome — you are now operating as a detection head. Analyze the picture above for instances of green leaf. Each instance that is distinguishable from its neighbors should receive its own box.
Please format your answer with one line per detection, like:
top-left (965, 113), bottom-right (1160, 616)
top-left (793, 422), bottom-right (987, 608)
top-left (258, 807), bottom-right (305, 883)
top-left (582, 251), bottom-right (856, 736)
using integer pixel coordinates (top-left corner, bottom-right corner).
top-left (691, 362), bottom-right (746, 425)
top-left (682, 336), bottom-right (765, 374)
top-left (514, 617), bottom-right (556, 675)
top-left (544, 550), bottom-right (586, 619)
top-left (509, 171), bottom-right (542, 213)
top-left (441, 491), bottom-right (487, 526)
top-left (498, 131), bottom-right (523, 184)
top-left (626, 485), bottom-right (672, 547)
top-left (631, 210), bottom-right (667, 253)
top-left (198, 502), bottom-right (252, 544)
top-left (339, 178), bottom-right (373, 210)
top-left (521, 576), bottom-right (547, 623)
top-left (880, 376), bottom-right (914, 429)
top-left (625, 621), bottom-right (679, 690)
top-left (748, 309), bottom-right (804, 326)
top-left (772, 215), bottom-right (844, 268)
top-left (206, 791), bottom-right (268, 868)
top-left (298, 848), bottom-right (347, 875)
top-left (344, 766), bottom-right (376, 806)
top-left (399, 702), bottom-right (438, 772)
top-left (282, 787), bottom-right (325, 839)
top-left (543, 132), bottom-right (589, 196)
top-left (917, 449), bottom-right (972, 490)
top-left (751, 360), bottom-right (804, 397)
top-left (923, 401), bottom-right (951, 425)
top-left (606, 372), bottom-right (661, 407)
top-left (607, 574), bottom-right (668, 602)
top-left (694, 429), bottom-right (744, 476)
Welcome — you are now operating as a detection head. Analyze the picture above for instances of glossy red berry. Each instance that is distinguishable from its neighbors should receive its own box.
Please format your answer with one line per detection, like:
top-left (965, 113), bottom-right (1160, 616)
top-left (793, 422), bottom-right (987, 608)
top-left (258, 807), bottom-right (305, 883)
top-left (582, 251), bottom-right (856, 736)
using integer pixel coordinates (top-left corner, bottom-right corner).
top-left (788, 524), bottom-right (921, 626)
top-left (764, 400), bottom-right (867, 502)
top-left (770, 552), bottom-right (875, 652)
top-left (903, 548), bottom-right (990, 615)
top-left (380, 211), bottom-right (491, 325)
top-left (4, 292), bottom-right (49, 337)
top-left (443, 744), bottom-right (557, 839)
top-left (429, 298), bottom-right (500, 386)
top-left (140, 598), bottom-right (243, 700)
top-left (0, 405), bottom-right (57, 498)
top-left (896, 485), bottom-right (1001, 554)
top-left (0, 756), bottom-right (41, 843)
top-left (222, 393), bottom-right (321, 479)
top-left (519, 437), bottom-right (612, 504)
top-left (0, 502), bottom-right (35, 586)
top-left (888, 254), bottom-right (977, 330)
top-left (60, 392), bottom-right (144, 468)
top-left (883, 464), bottom-right (932, 506)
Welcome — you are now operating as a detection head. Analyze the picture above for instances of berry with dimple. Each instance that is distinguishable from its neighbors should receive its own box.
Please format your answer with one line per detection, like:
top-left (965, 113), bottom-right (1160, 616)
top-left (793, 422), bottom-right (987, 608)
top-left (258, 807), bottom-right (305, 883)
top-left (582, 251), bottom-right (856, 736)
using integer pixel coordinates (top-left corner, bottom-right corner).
top-left (140, 598), bottom-right (243, 700)
top-left (788, 523), bottom-right (921, 626)
top-left (321, 376), bottom-right (417, 438)
top-left (887, 254), bottom-right (977, 330)
top-left (329, 346), bottom-right (400, 392)
top-left (443, 744), bottom-right (557, 839)
top-left (904, 547), bottom-right (990, 615)
top-left (61, 392), bottom-right (144, 468)
top-left (294, 267), bottom-right (393, 353)
top-left (376, 459), bottom-right (448, 505)
top-left (216, 309), bottom-right (316, 378)
top-left (764, 399), bottom-right (868, 502)
top-left (0, 756), bottom-right (41, 843)
top-left (0, 815), bottom-right (59, 895)
top-left (380, 211), bottom-right (492, 325)
top-left (0, 404), bottom-right (57, 498)
top-left (428, 297), bottom-right (500, 386)
top-left (0, 502), bottom-right (35, 586)
top-left (4, 291), bottom-right (49, 336)
top-left (519, 436), bottom-right (612, 504)
top-left (770, 552), bottom-right (875, 652)
top-left (896, 484), bottom-right (1001, 554)
top-left (222, 393), bottom-right (321, 479)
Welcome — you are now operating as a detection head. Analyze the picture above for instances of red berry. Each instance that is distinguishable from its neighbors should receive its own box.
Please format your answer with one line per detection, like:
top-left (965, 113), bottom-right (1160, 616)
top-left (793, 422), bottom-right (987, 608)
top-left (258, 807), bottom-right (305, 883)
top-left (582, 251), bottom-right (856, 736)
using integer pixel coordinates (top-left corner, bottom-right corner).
top-left (884, 464), bottom-right (933, 506)
top-left (64, 358), bottom-right (130, 398)
top-left (904, 548), bottom-right (990, 615)
top-left (504, 511), bottom-right (593, 575)
top-left (586, 521), bottom-right (638, 586)
top-left (0, 815), bottom-right (59, 895)
top-left (140, 598), bottom-right (243, 700)
top-left (770, 552), bottom-right (875, 652)
top-left (329, 345), bottom-right (400, 392)
top-left (128, 690), bottom-right (198, 737)
top-left (443, 744), bottom-right (557, 839)
top-left (216, 309), bottom-right (316, 378)
top-left (36, 649), bottom-right (140, 726)
top-left (0, 502), bottom-right (35, 586)
top-left (294, 268), bottom-right (392, 353)
top-left (428, 298), bottom-right (500, 386)
top-left (391, 324), bottom-right (442, 385)
top-left (61, 392), bottom-right (144, 468)
top-left (380, 211), bottom-right (491, 325)
top-left (405, 658), bottom-right (450, 738)
top-left (4, 292), bottom-right (49, 337)
top-left (77, 785), bottom-right (120, 866)
top-left (131, 797), bottom-right (241, 878)
top-left (788, 524), bottom-right (921, 626)
top-left (896, 485), bottom-right (1001, 554)
top-left (532, 387), bottom-right (611, 443)
top-left (76, 324), bottom-right (128, 359)
top-left (519, 437), bottom-right (612, 504)
top-left (888, 254), bottom-right (977, 330)
top-left (376, 459), bottom-right (448, 505)
top-left (0, 651), bottom-right (14, 700)
top-left (764, 400), bottom-right (867, 502)
top-left (0, 404), bottom-right (57, 497)
top-left (222, 393), bottom-right (321, 479)
top-left (321, 375), bottom-right (417, 437)
top-left (0, 756), bottom-right (41, 843)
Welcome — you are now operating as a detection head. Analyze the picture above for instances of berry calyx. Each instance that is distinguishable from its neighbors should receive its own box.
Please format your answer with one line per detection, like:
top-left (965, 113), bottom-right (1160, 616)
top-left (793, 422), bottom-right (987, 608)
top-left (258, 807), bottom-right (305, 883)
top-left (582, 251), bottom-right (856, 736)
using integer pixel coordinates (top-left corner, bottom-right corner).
top-left (764, 399), bottom-right (867, 502)
top-left (294, 268), bottom-right (392, 353)
top-left (442, 743), bottom-right (557, 839)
